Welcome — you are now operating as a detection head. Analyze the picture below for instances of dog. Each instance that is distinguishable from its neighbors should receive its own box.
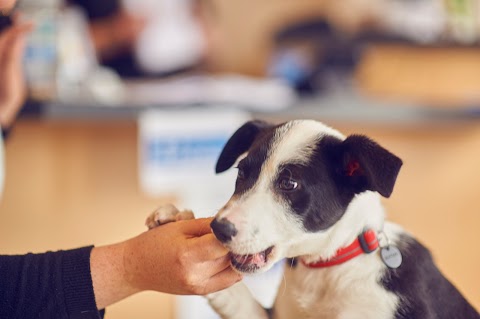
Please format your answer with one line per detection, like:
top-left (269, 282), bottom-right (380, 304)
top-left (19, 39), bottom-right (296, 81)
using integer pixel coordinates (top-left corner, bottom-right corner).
top-left (147, 119), bottom-right (479, 319)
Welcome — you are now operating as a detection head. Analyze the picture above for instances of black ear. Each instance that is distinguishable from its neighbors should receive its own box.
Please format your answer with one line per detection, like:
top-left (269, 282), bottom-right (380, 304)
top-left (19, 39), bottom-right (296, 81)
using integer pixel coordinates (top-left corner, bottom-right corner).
top-left (326, 135), bottom-right (403, 198)
top-left (216, 120), bottom-right (273, 173)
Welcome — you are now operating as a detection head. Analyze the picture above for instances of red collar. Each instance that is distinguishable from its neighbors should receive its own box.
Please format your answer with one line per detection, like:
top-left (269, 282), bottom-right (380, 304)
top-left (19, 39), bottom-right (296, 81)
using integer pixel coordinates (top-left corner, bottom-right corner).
top-left (302, 230), bottom-right (379, 268)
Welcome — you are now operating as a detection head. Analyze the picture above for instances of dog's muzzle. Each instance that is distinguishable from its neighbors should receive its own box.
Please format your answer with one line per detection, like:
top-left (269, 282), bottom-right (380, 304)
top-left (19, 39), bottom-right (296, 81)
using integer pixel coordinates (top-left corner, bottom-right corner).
top-left (211, 218), bottom-right (238, 243)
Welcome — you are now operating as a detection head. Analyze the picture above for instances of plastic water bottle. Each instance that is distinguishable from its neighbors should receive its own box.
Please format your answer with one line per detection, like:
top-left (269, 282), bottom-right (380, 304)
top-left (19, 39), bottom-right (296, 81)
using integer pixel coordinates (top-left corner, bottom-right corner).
top-left (19, 0), bottom-right (61, 101)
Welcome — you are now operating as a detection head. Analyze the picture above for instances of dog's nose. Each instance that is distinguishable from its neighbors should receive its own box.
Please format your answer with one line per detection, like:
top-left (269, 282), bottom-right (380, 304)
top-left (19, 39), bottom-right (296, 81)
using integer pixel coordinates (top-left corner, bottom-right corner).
top-left (211, 218), bottom-right (237, 243)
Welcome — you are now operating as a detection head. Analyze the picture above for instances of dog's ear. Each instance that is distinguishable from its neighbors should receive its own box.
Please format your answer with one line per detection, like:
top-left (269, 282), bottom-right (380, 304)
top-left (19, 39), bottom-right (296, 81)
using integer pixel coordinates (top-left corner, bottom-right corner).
top-left (216, 120), bottom-right (272, 173)
top-left (325, 135), bottom-right (403, 198)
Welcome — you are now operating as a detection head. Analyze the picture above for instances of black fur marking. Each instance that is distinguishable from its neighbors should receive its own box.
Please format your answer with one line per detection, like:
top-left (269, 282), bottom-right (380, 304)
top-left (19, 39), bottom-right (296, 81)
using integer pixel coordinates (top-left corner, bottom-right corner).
top-left (381, 235), bottom-right (479, 319)
top-left (274, 159), bottom-right (349, 232)
top-left (233, 128), bottom-right (277, 195)
top-left (216, 120), bottom-right (274, 174)
top-left (283, 134), bottom-right (403, 232)
top-left (269, 135), bottom-right (354, 232)
top-left (323, 135), bottom-right (403, 198)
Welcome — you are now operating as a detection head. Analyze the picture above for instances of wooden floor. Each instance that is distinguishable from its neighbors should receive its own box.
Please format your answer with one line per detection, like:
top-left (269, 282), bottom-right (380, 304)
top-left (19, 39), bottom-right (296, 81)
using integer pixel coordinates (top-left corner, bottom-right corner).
top-left (0, 118), bottom-right (479, 317)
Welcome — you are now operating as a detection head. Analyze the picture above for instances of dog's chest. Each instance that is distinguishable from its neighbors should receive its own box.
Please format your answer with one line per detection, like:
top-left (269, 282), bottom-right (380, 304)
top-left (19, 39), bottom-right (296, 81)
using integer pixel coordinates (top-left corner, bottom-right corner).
top-left (273, 257), bottom-right (399, 319)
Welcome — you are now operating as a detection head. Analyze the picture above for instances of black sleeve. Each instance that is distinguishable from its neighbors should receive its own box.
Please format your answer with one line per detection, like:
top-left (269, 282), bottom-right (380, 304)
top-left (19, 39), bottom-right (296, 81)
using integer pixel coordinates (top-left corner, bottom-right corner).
top-left (66, 0), bottom-right (120, 20)
top-left (0, 246), bottom-right (104, 319)
top-left (1, 126), bottom-right (10, 139)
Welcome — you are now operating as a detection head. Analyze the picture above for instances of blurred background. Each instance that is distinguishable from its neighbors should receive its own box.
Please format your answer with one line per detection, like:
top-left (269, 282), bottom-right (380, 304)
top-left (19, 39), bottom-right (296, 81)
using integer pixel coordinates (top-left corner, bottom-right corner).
top-left (0, 0), bottom-right (479, 317)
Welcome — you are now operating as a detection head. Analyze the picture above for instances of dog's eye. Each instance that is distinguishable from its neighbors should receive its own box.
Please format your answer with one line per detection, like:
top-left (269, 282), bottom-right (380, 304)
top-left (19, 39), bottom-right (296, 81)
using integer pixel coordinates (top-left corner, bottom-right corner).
top-left (236, 167), bottom-right (246, 180)
top-left (278, 178), bottom-right (298, 191)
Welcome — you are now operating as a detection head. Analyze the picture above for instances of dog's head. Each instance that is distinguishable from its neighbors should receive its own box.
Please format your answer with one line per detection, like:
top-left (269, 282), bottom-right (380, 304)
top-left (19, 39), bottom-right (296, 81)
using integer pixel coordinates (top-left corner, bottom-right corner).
top-left (211, 120), bottom-right (402, 274)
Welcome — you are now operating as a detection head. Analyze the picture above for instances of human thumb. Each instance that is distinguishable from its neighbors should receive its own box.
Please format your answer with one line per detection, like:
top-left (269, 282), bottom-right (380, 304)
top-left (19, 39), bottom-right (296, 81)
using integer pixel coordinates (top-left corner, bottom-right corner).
top-left (181, 217), bottom-right (214, 237)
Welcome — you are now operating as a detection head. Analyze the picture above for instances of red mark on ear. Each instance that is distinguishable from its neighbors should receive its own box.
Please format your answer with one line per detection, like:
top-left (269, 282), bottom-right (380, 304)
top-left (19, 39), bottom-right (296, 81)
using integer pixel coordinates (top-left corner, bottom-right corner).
top-left (346, 161), bottom-right (360, 176)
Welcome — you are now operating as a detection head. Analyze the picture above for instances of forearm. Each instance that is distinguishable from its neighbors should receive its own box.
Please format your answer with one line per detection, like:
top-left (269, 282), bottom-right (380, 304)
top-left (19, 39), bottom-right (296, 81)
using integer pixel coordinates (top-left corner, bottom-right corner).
top-left (90, 241), bottom-right (141, 309)
top-left (0, 247), bottom-right (100, 318)
top-left (0, 242), bottom-right (138, 317)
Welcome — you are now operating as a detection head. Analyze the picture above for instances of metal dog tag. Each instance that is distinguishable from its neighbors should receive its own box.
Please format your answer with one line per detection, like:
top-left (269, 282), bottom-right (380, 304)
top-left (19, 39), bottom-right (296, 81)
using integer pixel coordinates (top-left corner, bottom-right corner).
top-left (380, 246), bottom-right (402, 269)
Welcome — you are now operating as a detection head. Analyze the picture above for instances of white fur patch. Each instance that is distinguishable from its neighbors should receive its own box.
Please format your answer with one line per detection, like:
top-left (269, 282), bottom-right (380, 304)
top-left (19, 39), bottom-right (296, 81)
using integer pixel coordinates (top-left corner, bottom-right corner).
top-left (269, 120), bottom-right (345, 168)
top-left (274, 222), bottom-right (404, 319)
top-left (275, 256), bottom-right (399, 319)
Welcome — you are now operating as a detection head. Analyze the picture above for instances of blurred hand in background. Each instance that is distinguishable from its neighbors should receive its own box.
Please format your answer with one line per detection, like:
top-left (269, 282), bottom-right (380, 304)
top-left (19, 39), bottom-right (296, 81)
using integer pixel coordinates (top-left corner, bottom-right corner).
top-left (0, 0), bottom-right (15, 12)
top-left (0, 15), bottom-right (32, 129)
top-left (89, 9), bottom-right (147, 62)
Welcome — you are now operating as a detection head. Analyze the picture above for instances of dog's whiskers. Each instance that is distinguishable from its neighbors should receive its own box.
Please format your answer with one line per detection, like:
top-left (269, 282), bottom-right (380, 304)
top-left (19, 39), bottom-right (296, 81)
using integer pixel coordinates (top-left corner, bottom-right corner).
top-left (290, 258), bottom-right (295, 268)
top-left (280, 267), bottom-right (288, 298)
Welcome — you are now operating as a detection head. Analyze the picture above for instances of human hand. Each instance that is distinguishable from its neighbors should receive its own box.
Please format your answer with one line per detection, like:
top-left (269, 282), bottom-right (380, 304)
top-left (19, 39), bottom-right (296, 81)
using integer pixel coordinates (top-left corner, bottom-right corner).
top-left (124, 217), bottom-right (242, 295)
top-left (0, 16), bottom-right (32, 129)
top-left (0, 0), bottom-right (15, 12)
top-left (111, 10), bottom-right (146, 49)
top-left (90, 217), bottom-right (242, 309)
top-left (89, 10), bottom-right (146, 61)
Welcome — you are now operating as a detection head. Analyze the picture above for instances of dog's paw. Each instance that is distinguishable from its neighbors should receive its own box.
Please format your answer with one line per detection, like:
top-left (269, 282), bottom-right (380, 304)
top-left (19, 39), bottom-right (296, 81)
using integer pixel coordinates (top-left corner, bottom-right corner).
top-left (206, 282), bottom-right (269, 319)
top-left (145, 204), bottom-right (195, 229)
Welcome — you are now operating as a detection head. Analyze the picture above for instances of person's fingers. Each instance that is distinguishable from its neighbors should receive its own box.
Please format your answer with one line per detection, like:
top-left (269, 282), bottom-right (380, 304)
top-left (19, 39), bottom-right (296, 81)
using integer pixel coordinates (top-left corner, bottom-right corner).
top-left (0, 24), bottom-right (11, 56)
top-left (0, 0), bottom-right (16, 12)
top-left (180, 217), bottom-right (215, 237)
top-left (7, 27), bottom-right (27, 63)
top-left (0, 21), bottom-right (32, 127)
top-left (200, 266), bottom-right (243, 295)
top-left (0, 22), bottom-right (32, 64)
top-left (2, 24), bottom-right (29, 84)
top-left (3, 18), bottom-right (33, 38)
top-left (200, 254), bottom-right (232, 278)
top-left (10, 11), bottom-right (35, 30)
top-left (8, 21), bottom-right (33, 41)
top-left (10, 10), bottom-right (20, 23)
top-left (192, 233), bottom-right (230, 260)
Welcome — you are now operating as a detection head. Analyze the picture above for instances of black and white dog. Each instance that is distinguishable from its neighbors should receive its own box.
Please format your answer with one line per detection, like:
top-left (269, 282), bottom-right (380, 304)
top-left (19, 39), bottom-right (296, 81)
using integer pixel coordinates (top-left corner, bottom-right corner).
top-left (147, 119), bottom-right (479, 319)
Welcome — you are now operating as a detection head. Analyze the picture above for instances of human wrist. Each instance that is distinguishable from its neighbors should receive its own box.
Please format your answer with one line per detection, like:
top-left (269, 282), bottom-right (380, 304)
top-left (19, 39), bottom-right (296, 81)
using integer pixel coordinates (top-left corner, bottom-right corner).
top-left (121, 233), bottom-right (156, 292)
top-left (90, 241), bottom-right (141, 309)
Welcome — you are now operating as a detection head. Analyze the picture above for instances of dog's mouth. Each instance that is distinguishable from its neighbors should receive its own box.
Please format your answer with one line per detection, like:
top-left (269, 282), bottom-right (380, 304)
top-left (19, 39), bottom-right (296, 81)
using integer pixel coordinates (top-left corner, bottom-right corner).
top-left (230, 246), bottom-right (275, 273)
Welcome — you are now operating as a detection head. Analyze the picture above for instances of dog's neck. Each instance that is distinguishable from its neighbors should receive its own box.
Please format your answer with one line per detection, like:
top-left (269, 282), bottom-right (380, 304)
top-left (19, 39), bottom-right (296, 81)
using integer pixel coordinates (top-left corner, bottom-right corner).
top-left (288, 191), bottom-right (385, 264)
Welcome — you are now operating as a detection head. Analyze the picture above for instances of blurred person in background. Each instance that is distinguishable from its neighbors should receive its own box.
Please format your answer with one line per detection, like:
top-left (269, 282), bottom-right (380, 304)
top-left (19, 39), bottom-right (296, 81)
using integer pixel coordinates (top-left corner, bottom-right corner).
top-left (0, 2), bottom-right (241, 318)
top-left (67, 0), bottom-right (147, 78)
top-left (67, 0), bottom-right (204, 78)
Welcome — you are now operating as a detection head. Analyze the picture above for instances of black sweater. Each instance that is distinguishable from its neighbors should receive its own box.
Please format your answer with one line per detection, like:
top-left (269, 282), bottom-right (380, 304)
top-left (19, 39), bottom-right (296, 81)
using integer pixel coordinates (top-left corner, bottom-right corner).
top-left (0, 246), bottom-right (104, 319)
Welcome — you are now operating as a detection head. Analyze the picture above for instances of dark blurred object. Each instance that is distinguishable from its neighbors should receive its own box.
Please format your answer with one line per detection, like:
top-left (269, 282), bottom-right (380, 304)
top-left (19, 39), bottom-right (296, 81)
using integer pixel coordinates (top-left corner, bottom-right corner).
top-left (0, 12), bottom-right (13, 139)
top-left (67, 0), bottom-right (146, 78)
top-left (0, 12), bottom-right (12, 33)
top-left (68, 0), bottom-right (120, 21)
top-left (269, 19), bottom-right (361, 96)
